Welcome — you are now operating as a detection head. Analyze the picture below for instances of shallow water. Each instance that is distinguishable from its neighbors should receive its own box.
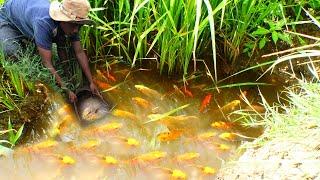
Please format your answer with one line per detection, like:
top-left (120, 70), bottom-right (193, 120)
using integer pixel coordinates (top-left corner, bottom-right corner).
top-left (0, 62), bottom-right (284, 179)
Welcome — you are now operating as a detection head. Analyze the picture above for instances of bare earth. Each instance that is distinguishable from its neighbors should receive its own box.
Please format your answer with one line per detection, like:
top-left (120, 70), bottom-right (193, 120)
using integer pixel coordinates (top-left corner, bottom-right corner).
top-left (216, 129), bottom-right (320, 180)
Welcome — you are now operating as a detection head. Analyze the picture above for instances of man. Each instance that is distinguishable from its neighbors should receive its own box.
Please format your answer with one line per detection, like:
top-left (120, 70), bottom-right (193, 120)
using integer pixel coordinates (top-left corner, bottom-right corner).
top-left (0, 0), bottom-right (99, 102)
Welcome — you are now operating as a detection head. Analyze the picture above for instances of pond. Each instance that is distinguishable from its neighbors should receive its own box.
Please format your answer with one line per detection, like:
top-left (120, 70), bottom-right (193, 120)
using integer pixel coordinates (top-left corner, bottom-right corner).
top-left (0, 61), bottom-right (284, 179)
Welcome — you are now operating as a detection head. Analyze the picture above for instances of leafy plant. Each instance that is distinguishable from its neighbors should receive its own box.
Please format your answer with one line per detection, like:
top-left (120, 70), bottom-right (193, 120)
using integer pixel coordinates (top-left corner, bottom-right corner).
top-left (7, 119), bottom-right (24, 147)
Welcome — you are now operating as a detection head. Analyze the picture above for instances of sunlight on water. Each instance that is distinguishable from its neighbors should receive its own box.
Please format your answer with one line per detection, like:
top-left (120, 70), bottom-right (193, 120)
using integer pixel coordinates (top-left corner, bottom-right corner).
top-left (0, 62), bottom-right (282, 179)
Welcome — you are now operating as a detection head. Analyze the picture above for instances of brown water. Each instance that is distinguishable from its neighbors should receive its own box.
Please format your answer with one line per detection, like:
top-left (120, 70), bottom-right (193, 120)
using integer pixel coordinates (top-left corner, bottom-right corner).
top-left (0, 62), bottom-right (284, 179)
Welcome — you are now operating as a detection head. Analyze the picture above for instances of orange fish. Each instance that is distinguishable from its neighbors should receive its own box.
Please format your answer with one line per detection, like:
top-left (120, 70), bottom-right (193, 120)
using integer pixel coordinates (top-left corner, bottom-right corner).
top-left (211, 121), bottom-right (233, 130)
top-left (199, 93), bottom-right (212, 112)
top-left (157, 130), bottom-right (183, 142)
top-left (112, 109), bottom-right (139, 121)
top-left (93, 78), bottom-right (112, 90)
top-left (132, 97), bottom-right (152, 109)
top-left (101, 69), bottom-right (117, 82)
top-left (182, 86), bottom-right (193, 98)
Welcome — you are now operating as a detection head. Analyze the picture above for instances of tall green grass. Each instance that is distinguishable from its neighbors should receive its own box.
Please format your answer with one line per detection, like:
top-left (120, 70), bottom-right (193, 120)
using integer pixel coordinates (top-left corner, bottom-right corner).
top-left (83, 0), bottom-right (315, 80)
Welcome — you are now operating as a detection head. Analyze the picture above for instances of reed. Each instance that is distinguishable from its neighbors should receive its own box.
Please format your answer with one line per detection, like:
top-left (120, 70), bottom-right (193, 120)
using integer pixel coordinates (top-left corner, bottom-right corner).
top-left (84, 0), bottom-right (313, 79)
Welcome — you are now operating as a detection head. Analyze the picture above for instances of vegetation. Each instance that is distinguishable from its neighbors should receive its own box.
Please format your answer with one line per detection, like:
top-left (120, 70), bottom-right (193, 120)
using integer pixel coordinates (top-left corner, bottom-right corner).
top-left (84, 0), bottom-right (319, 80)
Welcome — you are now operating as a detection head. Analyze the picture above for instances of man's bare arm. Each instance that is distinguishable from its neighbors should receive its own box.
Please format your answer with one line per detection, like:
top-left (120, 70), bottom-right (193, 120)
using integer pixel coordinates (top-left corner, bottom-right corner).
top-left (38, 46), bottom-right (77, 102)
top-left (37, 46), bottom-right (64, 87)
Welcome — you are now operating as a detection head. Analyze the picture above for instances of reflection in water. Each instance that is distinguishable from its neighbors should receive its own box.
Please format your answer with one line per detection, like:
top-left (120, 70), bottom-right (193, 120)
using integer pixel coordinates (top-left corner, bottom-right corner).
top-left (0, 63), bottom-right (283, 179)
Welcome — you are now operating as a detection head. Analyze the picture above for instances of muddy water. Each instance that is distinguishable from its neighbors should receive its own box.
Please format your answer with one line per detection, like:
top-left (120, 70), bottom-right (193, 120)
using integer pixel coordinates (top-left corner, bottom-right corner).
top-left (0, 62), bottom-right (284, 179)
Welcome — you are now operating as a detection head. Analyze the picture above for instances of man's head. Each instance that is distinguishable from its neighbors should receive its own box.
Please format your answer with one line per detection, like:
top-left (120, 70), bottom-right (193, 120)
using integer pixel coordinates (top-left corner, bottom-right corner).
top-left (49, 0), bottom-right (93, 25)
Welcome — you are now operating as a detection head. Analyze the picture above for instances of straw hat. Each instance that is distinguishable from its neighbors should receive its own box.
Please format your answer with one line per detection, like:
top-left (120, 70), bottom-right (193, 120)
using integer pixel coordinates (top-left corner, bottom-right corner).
top-left (49, 0), bottom-right (94, 25)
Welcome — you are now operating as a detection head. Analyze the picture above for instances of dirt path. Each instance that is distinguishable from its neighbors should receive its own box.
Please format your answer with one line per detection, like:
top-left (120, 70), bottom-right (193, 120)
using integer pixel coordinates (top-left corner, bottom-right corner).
top-left (216, 129), bottom-right (320, 179)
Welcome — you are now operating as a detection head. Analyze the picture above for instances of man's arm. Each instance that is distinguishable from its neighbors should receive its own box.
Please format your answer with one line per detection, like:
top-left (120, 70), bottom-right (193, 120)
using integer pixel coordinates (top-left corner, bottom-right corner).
top-left (37, 46), bottom-right (64, 87)
top-left (38, 46), bottom-right (77, 102)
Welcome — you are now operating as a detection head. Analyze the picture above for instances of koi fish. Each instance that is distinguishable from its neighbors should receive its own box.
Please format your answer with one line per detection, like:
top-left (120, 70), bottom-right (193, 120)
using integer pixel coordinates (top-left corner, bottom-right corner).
top-left (132, 97), bottom-right (152, 109)
top-left (196, 131), bottom-right (217, 141)
top-left (27, 140), bottom-right (58, 152)
top-left (157, 130), bottom-right (183, 142)
top-left (113, 136), bottom-right (140, 147)
top-left (159, 115), bottom-right (199, 133)
top-left (176, 152), bottom-right (200, 162)
top-left (195, 165), bottom-right (216, 175)
top-left (135, 84), bottom-right (162, 97)
top-left (154, 168), bottom-right (187, 180)
top-left (112, 109), bottom-right (139, 121)
top-left (78, 139), bottom-right (101, 150)
top-left (105, 71), bottom-right (117, 82)
top-left (199, 93), bottom-right (212, 112)
top-left (102, 155), bottom-right (118, 165)
top-left (132, 151), bottom-right (167, 163)
top-left (81, 122), bottom-right (122, 137)
top-left (93, 78), bottom-right (112, 90)
top-left (215, 143), bottom-right (230, 151)
top-left (211, 121), bottom-right (233, 130)
top-left (57, 104), bottom-right (73, 115)
top-left (219, 100), bottom-right (241, 113)
top-left (182, 86), bottom-right (193, 98)
top-left (96, 69), bottom-right (108, 81)
top-left (218, 132), bottom-right (236, 141)
top-left (58, 155), bottom-right (76, 165)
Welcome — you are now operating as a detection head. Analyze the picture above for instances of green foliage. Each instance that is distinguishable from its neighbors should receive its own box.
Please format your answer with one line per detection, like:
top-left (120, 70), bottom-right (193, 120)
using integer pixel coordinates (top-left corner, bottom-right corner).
top-left (0, 119), bottom-right (24, 148)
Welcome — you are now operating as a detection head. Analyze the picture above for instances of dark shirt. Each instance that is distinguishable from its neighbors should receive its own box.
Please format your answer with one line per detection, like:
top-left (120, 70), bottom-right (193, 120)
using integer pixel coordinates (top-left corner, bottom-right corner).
top-left (3, 0), bottom-right (79, 50)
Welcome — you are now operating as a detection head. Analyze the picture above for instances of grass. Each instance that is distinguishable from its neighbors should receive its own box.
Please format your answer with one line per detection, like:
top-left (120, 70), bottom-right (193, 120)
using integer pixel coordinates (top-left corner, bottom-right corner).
top-left (237, 80), bottom-right (320, 148)
top-left (83, 0), bottom-right (317, 82)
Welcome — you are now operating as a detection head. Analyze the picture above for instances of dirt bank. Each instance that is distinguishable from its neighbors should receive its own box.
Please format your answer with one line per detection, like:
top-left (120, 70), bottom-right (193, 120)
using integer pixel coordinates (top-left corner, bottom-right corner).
top-left (216, 129), bottom-right (320, 179)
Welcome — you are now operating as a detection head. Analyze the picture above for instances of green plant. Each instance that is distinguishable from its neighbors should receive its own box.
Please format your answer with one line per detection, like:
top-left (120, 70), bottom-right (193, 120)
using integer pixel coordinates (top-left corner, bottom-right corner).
top-left (0, 119), bottom-right (24, 148)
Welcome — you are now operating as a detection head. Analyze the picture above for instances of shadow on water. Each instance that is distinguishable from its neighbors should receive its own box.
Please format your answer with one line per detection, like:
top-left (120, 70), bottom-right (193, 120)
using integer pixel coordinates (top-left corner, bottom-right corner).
top-left (0, 61), bottom-right (286, 179)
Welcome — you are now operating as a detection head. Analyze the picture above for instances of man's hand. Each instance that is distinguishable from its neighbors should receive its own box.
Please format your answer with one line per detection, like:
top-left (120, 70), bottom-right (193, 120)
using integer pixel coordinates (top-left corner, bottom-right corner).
top-left (68, 90), bottom-right (77, 103)
top-left (90, 82), bottom-right (101, 97)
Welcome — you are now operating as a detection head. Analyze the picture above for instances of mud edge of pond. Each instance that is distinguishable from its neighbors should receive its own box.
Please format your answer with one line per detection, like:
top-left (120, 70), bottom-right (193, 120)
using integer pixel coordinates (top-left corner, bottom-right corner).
top-left (216, 129), bottom-right (320, 179)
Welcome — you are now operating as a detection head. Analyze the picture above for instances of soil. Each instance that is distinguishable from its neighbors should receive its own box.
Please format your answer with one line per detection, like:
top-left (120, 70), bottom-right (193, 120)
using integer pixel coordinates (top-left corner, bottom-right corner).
top-left (216, 129), bottom-right (320, 179)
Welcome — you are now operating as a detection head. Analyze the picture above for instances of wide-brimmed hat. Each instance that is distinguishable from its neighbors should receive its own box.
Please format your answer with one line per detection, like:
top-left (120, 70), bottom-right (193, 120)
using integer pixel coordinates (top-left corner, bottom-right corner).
top-left (49, 0), bottom-right (94, 25)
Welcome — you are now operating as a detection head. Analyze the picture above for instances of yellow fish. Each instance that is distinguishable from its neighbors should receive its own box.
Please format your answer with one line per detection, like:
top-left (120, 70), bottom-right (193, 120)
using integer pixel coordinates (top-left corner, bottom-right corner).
top-left (156, 168), bottom-right (187, 180)
top-left (132, 97), bottom-right (152, 109)
top-left (211, 121), bottom-right (233, 130)
top-left (135, 85), bottom-right (162, 97)
top-left (57, 104), bottom-right (73, 115)
top-left (219, 100), bottom-right (241, 113)
top-left (60, 155), bottom-right (76, 165)
top-left (102, 156), bottom-right (118, 165)
top-left (112, 109), bottom-right (138, 121)
top-left (171, 169), bottom-right (187, 179)
top-left (157, 130), bottom-right (183, 142)
top-left (216, 143), bottom-right (230, 151)
top-left (218, 132), bottom-right (236, 141)
top-left (28, 140), bottom-right (58, 151)
top-left (79, 139), bottom-right (101, 150)
top-left (196, 131), bottom-right (217, 141)
top-left (195, 165), bottom-right (216, 175)
top-left (159, 115), bottom-right (199, 134)
top-left (176, 152), bottom-right (200, 162)
top-left (132, 151), bottom-right (167, 163)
